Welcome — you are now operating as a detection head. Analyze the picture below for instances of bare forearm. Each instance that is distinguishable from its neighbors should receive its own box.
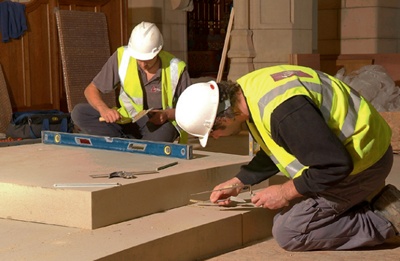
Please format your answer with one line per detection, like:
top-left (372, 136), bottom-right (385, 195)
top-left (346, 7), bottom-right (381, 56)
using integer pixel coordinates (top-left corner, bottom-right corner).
top-left (165, 108), bottom-right (175, 120)
top-left (84, 82), bottom-right (120, 123)
top-left (281, 180), bottom-right (303, 201)
top-left (84, 82), bottom-right (110, 113)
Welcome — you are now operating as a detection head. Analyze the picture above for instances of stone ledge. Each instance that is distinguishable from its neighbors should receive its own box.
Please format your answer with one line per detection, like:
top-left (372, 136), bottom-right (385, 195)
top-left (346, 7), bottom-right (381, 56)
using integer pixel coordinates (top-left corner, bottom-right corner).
top-left (0, 201), bottom-right (275, 261)
top-left (0, 143), bottom-right (252, 229)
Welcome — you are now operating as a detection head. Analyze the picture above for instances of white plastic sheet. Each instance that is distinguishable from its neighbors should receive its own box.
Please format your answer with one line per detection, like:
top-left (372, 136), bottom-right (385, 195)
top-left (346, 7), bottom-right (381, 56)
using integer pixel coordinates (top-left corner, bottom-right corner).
top-left (335, 65), bottom-right (400, 112)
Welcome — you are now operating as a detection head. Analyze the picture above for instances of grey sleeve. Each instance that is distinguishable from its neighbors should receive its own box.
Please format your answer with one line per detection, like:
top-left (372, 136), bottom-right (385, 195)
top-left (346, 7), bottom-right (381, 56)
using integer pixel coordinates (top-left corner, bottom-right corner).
top-left (92, 51), bottom-right (121, 94)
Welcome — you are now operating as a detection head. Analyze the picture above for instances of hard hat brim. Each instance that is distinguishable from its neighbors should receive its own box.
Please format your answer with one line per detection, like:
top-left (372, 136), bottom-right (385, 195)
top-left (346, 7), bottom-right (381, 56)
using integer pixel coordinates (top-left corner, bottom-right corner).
top-left (127, 47), bottom-right (160, 61)
top-left (199, 132), bottom-right (210, 147)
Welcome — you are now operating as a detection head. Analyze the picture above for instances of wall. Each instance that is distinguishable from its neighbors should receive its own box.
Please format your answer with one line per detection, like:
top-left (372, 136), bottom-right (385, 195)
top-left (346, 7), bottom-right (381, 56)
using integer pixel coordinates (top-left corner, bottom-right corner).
top-left (14, 0), bottom-right (189, 62)
top-left (319, 0), bottom-right (400, 54)
top-left (8, 0), bottom-right (400, 88)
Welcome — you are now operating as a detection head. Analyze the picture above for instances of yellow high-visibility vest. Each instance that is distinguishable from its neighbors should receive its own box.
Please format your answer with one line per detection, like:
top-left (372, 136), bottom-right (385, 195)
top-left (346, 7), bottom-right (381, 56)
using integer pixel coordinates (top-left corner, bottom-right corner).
top-left (116, 47), bottom-right (188, 142)
top-left (237, 65), bottom-right (391, 179)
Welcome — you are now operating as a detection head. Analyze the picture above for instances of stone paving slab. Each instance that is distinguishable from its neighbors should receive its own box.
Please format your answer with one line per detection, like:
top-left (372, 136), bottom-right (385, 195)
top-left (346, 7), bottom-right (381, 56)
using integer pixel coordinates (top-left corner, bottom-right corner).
top-left (0, 143), bottom-right (252, 229)
top-left (0, 201), bottom-right (274, 261)
top-left (207, 236), bottom-right (400, 261)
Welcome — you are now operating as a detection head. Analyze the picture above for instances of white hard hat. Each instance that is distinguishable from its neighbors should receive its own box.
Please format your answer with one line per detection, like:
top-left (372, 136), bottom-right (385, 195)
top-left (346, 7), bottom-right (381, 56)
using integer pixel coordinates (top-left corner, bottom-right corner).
top-left (176, 81), bottom-right (219, 147)
top-left (127, 22), bottom-right (163, 60)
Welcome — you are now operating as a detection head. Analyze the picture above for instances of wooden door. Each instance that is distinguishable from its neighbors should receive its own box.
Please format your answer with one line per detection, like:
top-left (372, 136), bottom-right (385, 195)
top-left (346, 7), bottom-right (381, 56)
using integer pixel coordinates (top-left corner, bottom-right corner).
top-left (0, 0), bottom-right (127, 112)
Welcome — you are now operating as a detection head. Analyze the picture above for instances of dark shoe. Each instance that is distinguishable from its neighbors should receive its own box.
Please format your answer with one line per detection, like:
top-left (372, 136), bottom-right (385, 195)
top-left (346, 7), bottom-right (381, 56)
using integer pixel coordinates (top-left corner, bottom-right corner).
top-left (371, 184), bottom-right (400, 235)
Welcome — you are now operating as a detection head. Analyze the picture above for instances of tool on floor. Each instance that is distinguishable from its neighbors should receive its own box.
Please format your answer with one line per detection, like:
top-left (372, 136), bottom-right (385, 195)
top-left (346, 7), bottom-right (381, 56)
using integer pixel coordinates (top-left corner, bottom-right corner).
top-left (90, 170), bottom-right (159, 179)
top-left (41, 131), bottom-right (193, 159)
top-left (53, 183), bottom-right (122, 188)
top-left (190, 184), bottom-right (253, 196)
top-left (190, 183), bottom-right (256, 207)
top-left (90, 162), bottom-right (177, 179)
top-left (99, 108), bottom-right (153, 124)
top-left (157, 162), bottom-right (178, 171)
top-left (189, 196), bottom-right (247, 204)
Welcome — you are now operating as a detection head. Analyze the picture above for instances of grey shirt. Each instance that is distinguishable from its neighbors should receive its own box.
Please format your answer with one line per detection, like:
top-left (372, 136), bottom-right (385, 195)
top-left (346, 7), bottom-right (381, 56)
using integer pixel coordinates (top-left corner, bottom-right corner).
top-left (92, 51), bottom-right (192, 109)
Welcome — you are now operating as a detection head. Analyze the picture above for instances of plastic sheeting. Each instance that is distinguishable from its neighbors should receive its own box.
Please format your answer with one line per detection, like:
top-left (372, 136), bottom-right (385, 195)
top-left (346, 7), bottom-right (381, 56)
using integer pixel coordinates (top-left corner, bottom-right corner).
top-left (335, 65), bottom-right (400, 112)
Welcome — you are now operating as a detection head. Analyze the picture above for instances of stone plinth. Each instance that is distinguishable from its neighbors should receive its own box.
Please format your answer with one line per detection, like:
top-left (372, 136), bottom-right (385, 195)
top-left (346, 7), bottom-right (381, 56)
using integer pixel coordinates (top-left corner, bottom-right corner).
top-left (0, 143), bottom-right (251, 229)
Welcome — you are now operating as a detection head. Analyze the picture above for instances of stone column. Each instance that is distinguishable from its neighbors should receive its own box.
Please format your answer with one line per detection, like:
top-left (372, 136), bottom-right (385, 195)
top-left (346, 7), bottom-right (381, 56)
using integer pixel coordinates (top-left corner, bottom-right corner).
top-left (250, 0), bottom-right (314, 69)
top-left (227, 0), bottom-right (256, 81)
top-left (227, 0), bottom-right (314, 80)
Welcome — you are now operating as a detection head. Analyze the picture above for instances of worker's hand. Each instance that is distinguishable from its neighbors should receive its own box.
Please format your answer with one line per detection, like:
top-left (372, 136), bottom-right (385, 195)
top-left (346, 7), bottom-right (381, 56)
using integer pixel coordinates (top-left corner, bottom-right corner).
top-left (148, 109), bottom-right (174, 125)
top-left (210, 177), bottom-right (244, 206)
top-left (99, 107), bottom-right (121, 123)
top-left (251, 184), bottom-right (290, 210)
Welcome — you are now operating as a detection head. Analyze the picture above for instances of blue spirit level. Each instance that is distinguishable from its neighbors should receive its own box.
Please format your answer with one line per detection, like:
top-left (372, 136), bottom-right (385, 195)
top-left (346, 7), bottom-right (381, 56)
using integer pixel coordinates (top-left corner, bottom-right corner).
top-left (41, 131), bottom-right (193, 159)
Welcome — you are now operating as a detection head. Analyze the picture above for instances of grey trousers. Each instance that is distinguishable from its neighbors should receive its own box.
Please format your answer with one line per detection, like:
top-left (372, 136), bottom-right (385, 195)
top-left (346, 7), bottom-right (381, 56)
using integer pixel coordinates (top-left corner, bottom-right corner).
top-left (71, 103), bottom-right (179, 142)
top-left (272, 146), bottom-right (397, 251)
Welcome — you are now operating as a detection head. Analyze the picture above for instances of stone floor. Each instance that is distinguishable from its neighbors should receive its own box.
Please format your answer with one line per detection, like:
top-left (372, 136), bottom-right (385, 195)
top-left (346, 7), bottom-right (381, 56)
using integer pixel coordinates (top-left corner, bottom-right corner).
top-left (207, 236), bottom-right (400, 261)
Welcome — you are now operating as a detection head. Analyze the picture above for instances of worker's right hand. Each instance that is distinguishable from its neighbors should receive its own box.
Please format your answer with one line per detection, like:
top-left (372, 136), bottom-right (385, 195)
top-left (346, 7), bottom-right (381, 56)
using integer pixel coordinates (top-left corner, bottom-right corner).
top-left (99, 107), bottom-right (121, 123)
top-left (210, 177), bottom-right (244, 205)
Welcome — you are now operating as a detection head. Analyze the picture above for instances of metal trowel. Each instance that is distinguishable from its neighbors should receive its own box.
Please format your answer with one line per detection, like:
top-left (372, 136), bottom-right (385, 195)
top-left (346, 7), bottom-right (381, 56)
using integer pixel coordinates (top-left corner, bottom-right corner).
top-left (99, 108), bottom-right (153, 124)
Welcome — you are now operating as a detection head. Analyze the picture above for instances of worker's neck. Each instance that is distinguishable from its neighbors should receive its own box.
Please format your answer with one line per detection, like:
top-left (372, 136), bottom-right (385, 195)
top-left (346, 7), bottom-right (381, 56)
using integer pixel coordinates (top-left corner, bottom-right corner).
top-left (145, 57), bottom-right (160, 73)
top-left (236, 90), bottom-right (249, 119)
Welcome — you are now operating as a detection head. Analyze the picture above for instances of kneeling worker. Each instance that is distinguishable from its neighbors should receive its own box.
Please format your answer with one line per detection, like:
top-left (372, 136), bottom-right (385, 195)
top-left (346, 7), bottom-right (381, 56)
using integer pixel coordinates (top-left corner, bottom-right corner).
top-left (175, 65), bottom-right (400, 251)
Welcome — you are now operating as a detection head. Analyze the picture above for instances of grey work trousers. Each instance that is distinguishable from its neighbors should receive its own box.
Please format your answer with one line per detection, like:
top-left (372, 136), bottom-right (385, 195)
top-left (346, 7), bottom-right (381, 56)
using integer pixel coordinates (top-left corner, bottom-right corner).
top-left (71, 103), bottom-right (179, 142)
top-left (272, 146), bottom-right (397, 251)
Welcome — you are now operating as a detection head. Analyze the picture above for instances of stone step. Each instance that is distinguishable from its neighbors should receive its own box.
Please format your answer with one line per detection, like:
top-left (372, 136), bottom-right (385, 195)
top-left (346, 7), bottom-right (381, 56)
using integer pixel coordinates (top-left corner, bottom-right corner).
top-left (0, 142), bottom-right (253, 229)
top-left (0, 197), bottom-right (277, 260)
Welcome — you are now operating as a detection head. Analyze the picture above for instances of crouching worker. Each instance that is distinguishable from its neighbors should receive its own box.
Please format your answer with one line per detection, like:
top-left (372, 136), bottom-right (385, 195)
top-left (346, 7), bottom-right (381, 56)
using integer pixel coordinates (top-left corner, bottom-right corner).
top-left (71, 21), bottom-right (191, 142)
top-left (175, 65), bottom-right (400, 251)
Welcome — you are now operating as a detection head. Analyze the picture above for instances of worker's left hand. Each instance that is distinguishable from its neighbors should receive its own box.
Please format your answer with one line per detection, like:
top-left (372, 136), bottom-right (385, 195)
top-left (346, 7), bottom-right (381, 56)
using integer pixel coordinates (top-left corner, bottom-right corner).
top-left (251, 185), bottom-right (290, 210)
top-left (210, 177), bottom-right (243, 206)
top-left (148, 109), bottom-right (174, 125)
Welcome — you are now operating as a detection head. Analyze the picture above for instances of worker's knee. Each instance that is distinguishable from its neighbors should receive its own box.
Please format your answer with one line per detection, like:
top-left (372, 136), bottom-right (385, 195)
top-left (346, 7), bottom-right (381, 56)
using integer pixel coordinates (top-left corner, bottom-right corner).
top-left (272, 203), bottom-right (317, 251)
top-left (273, 220), bottom-right (312, 251)
top-left (70, 103), bottom-right (87, 125)
top-left (272, 217), bottom-right (300, 251)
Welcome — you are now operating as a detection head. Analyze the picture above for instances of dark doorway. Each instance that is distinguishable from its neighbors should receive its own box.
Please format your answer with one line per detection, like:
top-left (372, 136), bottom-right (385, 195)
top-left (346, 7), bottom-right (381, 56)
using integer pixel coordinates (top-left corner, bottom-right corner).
top-left (187, 0), bottom-right (233, 79)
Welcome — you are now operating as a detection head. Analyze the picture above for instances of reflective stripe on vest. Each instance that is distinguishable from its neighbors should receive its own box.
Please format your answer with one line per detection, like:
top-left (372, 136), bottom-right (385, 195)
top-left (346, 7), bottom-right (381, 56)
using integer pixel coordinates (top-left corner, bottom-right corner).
top-left (248, 120), bottom-right (305, 178)
top-left (170, 58), bottom-right (179, 97)
top-left (118, 47), bottom-right (143, 118)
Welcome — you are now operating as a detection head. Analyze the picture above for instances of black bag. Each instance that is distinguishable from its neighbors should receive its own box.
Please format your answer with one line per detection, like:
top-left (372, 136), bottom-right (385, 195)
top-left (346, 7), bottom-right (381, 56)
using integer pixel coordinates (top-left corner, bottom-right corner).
top-left (6, 110), bottom-right (73, 139)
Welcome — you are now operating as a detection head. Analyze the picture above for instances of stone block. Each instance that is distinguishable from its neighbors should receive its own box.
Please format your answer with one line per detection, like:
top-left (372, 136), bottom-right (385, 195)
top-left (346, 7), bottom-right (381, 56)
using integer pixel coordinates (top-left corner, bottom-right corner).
top-left (341, 7), bottom-right (397, 39)
top-left (341, 8), bottom-right (378, 38)
top-left (0, 203), bottom-right (277, 260)
top-left (0, 143), bottom-right (251, 229)
top-left (250, 0), bottom-right (313, 30)
top-left (380, 111), bottom-right (400, 153)
top-left (252, 30), bottom-right (311, 62)
top-left (341, 39), bottom-right (398, 54)
top-left (345, 0), bottom-right (400, 8)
